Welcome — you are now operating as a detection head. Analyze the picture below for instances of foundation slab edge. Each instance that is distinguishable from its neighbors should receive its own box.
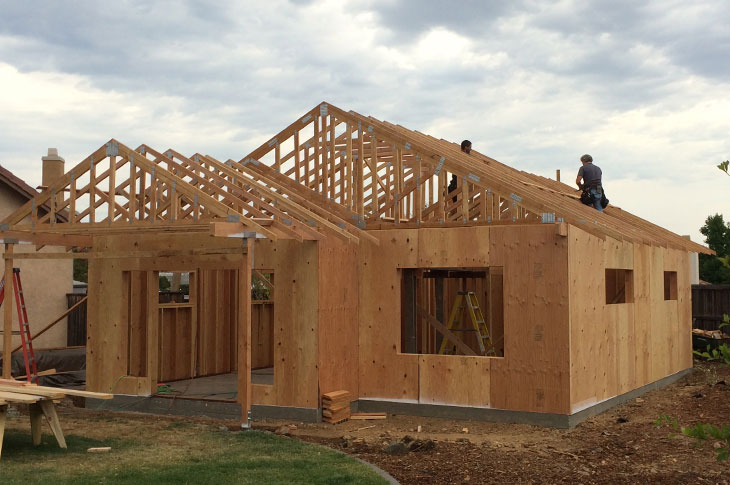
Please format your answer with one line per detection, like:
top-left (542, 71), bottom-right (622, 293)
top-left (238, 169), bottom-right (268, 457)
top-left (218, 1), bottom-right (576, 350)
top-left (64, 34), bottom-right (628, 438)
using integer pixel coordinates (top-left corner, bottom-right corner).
top-left (92, 395), bottom-right (242, 420)
top-left (357, 368), bottom-right (692, 429)
top-left (251, 404), bottom-right (320, 423)
top-left (567, 368), bottom-right (692, 427)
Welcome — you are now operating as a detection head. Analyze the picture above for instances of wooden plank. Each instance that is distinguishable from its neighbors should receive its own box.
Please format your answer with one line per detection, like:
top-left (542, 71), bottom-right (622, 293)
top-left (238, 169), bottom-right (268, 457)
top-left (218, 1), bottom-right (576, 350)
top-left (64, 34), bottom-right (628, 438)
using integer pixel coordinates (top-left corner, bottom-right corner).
top-left (0, 384), bottom-right (66, 399)
top-left (417, 307), bottom-right (476, 356)
top-left (0, 390), bottom-right (43, 403)
top-left (146, 270), bottom-right (159, 386)
top-left (238, 243), bottom-right (253, 424)
top-left (39, 400), bottom-right (67, 448)
top-left (29, 402), bottom-right (43, 445)
top-left (109, 155), bottom-right (116, 222)
top-left (0, 231), bottom-right (92, 247)
top-left (350, 413), bottom-right (386, 420)
top-left (11, 296), bottom-right (88, 354)
top-left (2, 244), bottom-right (12, 379)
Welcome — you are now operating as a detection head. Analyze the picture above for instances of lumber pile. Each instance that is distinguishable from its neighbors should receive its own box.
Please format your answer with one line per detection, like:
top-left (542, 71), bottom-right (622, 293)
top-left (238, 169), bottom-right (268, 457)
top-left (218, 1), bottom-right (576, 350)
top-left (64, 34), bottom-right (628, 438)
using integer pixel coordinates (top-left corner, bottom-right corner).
top-left (692, 328), bottom-right (730, 339)
top-left (322, 390), bottom-right (351, 424)
top-left (0, 378), bottom-right (113, 401)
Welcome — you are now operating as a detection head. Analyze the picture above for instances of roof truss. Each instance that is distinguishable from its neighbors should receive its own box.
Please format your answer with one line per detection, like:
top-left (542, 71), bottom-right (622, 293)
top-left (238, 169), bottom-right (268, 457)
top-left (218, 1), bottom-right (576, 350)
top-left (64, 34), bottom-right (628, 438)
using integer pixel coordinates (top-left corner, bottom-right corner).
top-left (0, 102), bottom-right (710, 254)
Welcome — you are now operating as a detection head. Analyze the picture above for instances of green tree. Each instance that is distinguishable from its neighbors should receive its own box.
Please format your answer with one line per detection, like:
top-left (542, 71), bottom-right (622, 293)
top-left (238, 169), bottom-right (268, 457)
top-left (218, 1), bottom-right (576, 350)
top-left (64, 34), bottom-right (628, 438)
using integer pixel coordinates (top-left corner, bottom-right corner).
top-left (73, 258), bottom-right (88, 283)
top-left (719, 160), bottom-right (729, 176)
top-left (699, 214), bottom-right (730, 284)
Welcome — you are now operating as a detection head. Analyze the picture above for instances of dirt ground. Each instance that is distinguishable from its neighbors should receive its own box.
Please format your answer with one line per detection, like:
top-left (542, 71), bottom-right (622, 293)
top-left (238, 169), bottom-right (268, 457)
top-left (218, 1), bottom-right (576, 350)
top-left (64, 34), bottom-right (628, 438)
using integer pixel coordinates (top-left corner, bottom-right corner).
top-left (257, 361), bottom-right (730, 484)
top-left (5, 361), bottom-right (728, 484)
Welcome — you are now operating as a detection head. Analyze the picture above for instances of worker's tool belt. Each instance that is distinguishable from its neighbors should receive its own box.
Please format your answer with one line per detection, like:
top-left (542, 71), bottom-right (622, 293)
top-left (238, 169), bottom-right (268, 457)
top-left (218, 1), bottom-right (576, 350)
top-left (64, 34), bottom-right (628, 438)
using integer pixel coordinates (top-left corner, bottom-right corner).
top-left (580, 185), bottom-right (609, 209)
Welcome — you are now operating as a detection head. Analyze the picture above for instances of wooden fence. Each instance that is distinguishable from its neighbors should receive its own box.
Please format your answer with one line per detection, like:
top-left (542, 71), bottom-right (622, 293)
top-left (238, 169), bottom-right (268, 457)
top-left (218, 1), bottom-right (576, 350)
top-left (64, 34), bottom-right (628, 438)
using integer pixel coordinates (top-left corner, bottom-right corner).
top-left (692, 284), bottom-right (730, 331)
top-left (66, 293), bottom-right (88, 346)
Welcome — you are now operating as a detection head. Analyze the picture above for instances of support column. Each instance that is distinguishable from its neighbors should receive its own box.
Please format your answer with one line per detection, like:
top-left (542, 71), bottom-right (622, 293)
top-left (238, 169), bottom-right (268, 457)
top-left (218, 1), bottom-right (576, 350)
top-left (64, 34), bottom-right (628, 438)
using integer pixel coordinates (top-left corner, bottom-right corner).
top-left (238, 240), bottom-right (253, 426)
top-left (145, 270), bottom-right (160, 388)
top-left (3, 244), bottom-right (13, 379)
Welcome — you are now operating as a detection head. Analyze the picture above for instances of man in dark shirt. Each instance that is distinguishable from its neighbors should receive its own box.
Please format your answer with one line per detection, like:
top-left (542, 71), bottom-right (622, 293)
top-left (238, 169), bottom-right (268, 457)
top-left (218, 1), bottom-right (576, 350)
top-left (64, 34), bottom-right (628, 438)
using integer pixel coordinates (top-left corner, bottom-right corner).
top-left (576, 154), bottom-right (604, 212)
top-left (448, 140), bottom-right (473, 203)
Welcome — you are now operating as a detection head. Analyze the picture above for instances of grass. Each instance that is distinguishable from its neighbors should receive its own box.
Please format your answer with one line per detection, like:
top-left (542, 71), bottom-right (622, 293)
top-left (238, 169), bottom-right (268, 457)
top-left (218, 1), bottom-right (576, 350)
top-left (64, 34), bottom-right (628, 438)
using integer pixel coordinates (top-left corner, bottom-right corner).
top-left (0, 412), bottom-right (387, 484)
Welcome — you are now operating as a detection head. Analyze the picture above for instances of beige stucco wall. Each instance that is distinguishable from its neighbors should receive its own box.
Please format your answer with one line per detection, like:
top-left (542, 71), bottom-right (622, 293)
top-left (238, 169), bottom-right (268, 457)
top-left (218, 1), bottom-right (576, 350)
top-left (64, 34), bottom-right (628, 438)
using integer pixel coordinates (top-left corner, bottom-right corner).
top-left (0, 184), bottom-right (74, 350)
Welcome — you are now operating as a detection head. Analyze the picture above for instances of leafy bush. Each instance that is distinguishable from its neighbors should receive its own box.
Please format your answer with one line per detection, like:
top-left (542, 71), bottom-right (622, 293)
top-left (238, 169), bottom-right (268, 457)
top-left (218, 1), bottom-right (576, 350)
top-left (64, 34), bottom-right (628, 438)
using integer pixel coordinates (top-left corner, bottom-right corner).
top-left (693, 343), bottom-right (730, 364)
top-left (656, 414), bottom-right (730, 461)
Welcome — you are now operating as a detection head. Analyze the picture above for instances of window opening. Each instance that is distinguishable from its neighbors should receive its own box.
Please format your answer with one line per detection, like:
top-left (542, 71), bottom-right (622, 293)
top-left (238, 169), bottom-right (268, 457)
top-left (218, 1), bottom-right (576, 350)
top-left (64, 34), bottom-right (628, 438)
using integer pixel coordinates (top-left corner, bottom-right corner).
top-left (401, 268), bottom-right (504, 357)
top-left (664, 271), bottom-right (677, 300)
top-left (605, 269), bottom-right (634, 304)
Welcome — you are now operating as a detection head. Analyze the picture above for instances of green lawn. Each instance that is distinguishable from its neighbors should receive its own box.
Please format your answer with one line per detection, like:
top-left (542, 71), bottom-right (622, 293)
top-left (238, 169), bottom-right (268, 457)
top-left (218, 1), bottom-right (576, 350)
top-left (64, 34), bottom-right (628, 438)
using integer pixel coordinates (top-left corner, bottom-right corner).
top-left (0, 421), bottom-right (386, 484)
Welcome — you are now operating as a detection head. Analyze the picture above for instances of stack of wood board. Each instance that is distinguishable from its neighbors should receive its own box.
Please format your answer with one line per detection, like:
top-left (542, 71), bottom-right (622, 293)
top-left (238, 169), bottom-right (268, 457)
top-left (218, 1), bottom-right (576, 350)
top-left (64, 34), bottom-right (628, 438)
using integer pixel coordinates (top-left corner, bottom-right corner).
top-left (322, 390), bottom-right (351, 424)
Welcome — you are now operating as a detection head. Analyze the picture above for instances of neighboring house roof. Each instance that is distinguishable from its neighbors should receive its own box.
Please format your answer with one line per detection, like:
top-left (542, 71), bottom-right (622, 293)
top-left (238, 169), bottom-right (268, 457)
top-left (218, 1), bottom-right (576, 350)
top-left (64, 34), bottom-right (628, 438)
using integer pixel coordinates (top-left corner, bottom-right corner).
top-left (0, 163), bottom-right (68, 223)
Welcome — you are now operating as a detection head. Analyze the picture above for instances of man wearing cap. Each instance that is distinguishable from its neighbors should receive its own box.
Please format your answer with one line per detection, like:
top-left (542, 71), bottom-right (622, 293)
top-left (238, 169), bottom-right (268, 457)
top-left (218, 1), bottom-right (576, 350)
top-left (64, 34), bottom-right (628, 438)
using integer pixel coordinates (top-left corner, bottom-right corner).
top-left (576, 154), bottom-right (604, 212)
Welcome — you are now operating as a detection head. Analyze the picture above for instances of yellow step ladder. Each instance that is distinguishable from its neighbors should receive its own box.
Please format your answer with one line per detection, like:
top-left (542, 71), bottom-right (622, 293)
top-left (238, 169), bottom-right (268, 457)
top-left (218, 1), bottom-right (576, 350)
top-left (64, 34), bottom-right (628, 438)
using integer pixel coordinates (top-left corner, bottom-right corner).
top-left (438, 291), bottom-right (495, 356)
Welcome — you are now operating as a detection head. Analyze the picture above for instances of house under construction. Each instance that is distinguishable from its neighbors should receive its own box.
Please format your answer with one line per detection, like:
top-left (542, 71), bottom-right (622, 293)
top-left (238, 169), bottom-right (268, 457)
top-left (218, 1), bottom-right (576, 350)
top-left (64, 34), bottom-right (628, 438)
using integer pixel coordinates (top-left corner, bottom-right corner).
top-left (0, 102), bottom-right (711, 427)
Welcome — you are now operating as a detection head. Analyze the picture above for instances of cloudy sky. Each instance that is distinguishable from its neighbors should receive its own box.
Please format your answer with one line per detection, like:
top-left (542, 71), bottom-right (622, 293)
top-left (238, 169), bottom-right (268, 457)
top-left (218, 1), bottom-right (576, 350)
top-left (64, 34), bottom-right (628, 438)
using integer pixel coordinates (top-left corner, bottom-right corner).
top-left (1, 0), bottom-right (728, 243)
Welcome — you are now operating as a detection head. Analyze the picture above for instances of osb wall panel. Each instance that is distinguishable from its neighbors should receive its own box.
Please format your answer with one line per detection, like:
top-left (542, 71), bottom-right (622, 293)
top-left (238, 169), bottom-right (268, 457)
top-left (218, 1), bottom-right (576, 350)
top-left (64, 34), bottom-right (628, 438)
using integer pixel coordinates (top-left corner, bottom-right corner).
top-left (86, 257), bottom-right (129, 393)
top-left (359, 229), bottom-right (420, 400)
top-left (253, 239), bottom-right (319, 408)
top-left (318, 239), bottom-right (359, 400)
top-left (359, 225), bottom-right (566, 413)
top-left (417, 226), bottom-right (490, 267)
top-left (418, 355), bottom-right (490, 406)
top-left (488, 225), bottom-right (571, 414)
top-left (569, 227), bottom-right (692, 413)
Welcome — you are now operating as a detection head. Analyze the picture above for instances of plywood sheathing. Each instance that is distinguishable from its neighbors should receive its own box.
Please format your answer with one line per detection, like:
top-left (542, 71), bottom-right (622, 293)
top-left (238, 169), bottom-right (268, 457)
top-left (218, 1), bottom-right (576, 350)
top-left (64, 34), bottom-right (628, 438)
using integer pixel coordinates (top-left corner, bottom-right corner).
top-left (568, 226), bottom-right (692, 413)
top-left (358, 229), bottom-right (420, 401)
top-left (252, 239), bottom-right (319, 408)
top-left (358, 225), bottom-right (570, 413)
top-left (488, 225), bottom-right (570, 414)
top-left (317, 238), bottom-right (360, 400)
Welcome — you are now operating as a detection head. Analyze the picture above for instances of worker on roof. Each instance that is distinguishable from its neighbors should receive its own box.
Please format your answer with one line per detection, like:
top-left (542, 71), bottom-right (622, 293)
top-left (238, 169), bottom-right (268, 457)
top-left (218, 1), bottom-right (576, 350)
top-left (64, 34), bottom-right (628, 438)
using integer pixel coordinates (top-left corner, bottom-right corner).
top-left (448, 140), bottom-right (472, 203)
top-left (460, 140), bottom-right (472, 154)
top-left (576, 154), bottom-right (607, 212)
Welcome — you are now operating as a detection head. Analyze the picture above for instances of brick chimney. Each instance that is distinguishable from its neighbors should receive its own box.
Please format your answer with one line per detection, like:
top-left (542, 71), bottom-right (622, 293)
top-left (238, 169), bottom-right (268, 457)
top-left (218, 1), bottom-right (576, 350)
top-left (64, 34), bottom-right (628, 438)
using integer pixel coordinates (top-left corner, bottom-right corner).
top-left (41, 148), bottom-right (65, 187)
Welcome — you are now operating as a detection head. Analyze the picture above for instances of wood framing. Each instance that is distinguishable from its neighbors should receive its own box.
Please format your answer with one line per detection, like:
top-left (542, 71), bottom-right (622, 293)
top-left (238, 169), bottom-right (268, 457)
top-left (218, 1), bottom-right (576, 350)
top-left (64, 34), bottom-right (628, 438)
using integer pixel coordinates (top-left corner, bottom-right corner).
top-left (0, 101), bottom-right (713, 426)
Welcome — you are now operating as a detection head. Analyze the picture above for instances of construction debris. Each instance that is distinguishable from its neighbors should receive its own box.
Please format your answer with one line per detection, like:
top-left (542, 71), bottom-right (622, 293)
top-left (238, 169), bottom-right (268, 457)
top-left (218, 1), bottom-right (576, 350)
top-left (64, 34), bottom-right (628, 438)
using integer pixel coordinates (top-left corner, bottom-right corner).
top-left (693, 328), bottom-right (730, 339)
top-left (350, 412), bottom-right (386, 420)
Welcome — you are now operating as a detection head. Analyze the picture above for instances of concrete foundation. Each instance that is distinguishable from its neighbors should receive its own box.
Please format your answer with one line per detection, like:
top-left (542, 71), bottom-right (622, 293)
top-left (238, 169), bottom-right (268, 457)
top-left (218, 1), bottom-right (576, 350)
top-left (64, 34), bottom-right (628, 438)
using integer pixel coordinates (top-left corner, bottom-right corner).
top-left (357, 368), bottom-right (692, 428)
top-left (91, 368), bottom-right (691, 427)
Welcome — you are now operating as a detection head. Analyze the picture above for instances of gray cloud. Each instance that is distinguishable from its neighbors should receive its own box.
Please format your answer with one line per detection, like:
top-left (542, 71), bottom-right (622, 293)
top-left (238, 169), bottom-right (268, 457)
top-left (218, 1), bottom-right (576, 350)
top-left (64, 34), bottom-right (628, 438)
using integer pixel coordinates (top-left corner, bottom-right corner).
top-left (0, 0), bottom-right (728, 241)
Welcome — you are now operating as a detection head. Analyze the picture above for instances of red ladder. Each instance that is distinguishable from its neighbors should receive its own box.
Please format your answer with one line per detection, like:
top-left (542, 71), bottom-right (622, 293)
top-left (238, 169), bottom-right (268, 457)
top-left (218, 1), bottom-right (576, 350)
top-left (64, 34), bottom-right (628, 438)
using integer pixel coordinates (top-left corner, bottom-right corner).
top-left (0, 268), bottom-right (39, 383)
